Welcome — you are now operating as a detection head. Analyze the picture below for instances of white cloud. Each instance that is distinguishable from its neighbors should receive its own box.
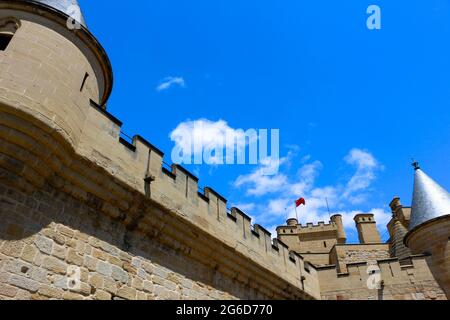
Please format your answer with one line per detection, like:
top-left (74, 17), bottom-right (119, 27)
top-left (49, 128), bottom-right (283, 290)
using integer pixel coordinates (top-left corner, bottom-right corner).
top-left (232, 203), bottom-right (256, 213)
top-left (343, 148), bottom-right (383, 197)
top-left (156, 76), bottom-right (186, 91)
top-left (298, 160), bottom-right (322, 183)
top-left (235, 172), bottom-right (288, 196)
top-left (234, 158), bottom-right (290, 196)
top-left (232, 148), bottom-right (389, 242)
top-left (170, 118), bottom-right (231, 154)
top-left (170, 119), bottom-right (253, 165)
top-left (233, 158), bottom-right (321, 199)
top-left (168, 118), bottom-right (285, 174)
top-left (267, 198), bottom-right (291, 216)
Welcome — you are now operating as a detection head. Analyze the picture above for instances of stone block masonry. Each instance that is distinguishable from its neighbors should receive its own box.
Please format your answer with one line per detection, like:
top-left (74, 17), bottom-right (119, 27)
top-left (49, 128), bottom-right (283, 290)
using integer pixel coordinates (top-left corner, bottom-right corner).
top-left (1, 1), bottom-right (447, 301)
top-left (317, 256), bottom-right (446, 300)
top-left (0, 88), bottom-right (318, 299)
top-left (0, 171), bottom-right (266, 300)
top-left (0, 3), bottom-right (318, 300)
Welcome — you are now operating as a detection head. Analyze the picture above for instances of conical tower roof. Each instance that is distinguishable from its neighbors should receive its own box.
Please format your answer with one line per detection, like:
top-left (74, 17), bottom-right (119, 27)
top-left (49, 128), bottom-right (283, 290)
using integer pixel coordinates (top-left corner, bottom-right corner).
top-left (21, 0), bottom-right (86, 27)
top-left (409, 163), bottom-right (450, 231)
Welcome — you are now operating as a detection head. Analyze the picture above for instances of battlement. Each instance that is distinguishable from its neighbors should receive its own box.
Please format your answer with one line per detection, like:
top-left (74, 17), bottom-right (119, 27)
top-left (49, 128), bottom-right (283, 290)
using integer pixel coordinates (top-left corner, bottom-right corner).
top-left (277, 221), bottom-right (338, 235)
top-left (0, 1), bottom-right (448, 301)
top-left (317, 254), bottom-right (447, 300)
top-left (0, 31), bottom-right (320, 297)
top-left (90, 104), bottom-right (317, 281)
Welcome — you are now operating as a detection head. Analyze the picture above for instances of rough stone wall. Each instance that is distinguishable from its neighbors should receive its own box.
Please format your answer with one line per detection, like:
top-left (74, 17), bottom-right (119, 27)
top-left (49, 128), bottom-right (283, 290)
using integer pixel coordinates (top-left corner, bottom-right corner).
top-left (388, 218), bottom-right (411, 260)
top-left (388, 199), bottom-right (412, 260)
top-left (330, 244), bottom-right (390, 273)
top-left (277, 222), bottom-right (340, 261)
top-left (0, 7), bottom-right (319, 300)
top-left (406, 218), bottom-right (450, 299)
top-left (0, 173), bottom-right (268, 300)
top-left (299, 253), bottom-right (330, 267)
top-left (0, 14), bottom-right (103, 149)
top-left (0, 3), bottom-right (447, 301)
top-left (318, 257), bottom-right (447, 300)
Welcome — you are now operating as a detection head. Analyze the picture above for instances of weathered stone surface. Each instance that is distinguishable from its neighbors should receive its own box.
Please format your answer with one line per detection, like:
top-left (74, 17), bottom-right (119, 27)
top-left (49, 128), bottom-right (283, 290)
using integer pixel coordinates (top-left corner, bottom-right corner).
top-left (43, 257), bottom-right (67, 275)
top-left (21, 245), bottom-right (38, 263)
top-left (8, 275), bottom-right (39, 293)
top-left (34, 236), bottom-right (53, 255)
top-left (0, 4), bottom-right (446, 302)
top-left (67, 249), bottom-right (84, 266)
top-left (38, 285), bottom-right (63, 299)
top-left (116, 286), bottom-right (137, 300)
top-left (94, 289), bottom-right (111, 300)
top-left (0, 283), bottom-right (18, 298)
top-left (111, 266), bottom-right (128, 284)
top-left (96, 261), bottom-right (112, 277)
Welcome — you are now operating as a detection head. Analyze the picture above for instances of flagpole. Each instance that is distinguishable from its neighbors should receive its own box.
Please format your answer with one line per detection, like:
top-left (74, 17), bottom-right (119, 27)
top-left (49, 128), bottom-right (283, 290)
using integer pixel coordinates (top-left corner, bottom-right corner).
top-left (325, 198), bottom-right (331, 219)
top-left (295, 204), bottom-right (299, 222)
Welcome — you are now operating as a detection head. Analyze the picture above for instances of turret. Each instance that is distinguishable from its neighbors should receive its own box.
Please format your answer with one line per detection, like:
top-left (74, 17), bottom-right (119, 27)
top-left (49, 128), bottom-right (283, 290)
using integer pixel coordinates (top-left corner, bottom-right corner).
top-left (387, 197), bottom-right (412, 260)
top-left (330, 214), bottom-right (346, 244)
top-left (286, 218), bottom-right (298, 226)
top-left (404, 162), bottom-right (450, 298)
top-left (0, 1), bottom-right (113, 141)
top-left (354, 213), bottom-right (381, 244)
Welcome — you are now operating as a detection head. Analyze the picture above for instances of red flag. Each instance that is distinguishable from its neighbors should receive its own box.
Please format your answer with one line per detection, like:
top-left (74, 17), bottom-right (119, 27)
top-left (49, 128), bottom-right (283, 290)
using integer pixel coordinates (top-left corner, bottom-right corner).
top-left (295, 197), bottom-right (306, 207)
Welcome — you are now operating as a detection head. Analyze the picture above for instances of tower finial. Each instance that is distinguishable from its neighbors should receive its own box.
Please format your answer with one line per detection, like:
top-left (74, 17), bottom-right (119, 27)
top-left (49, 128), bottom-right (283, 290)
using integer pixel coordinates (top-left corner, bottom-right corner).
top-left (411, 159), bottom-right (420, 171)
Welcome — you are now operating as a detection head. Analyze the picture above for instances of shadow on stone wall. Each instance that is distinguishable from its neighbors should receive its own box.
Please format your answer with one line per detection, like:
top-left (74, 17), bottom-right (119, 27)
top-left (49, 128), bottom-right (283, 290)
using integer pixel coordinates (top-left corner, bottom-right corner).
top-left (0, 163), bottom-right (264, 300)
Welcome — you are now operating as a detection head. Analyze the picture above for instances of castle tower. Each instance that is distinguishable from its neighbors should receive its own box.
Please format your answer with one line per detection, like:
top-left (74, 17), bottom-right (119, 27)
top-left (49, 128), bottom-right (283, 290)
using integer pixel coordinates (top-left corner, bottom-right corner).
top-left (0, 0), bottom-right (112, 149)
top-left (404, 163), bottom-right (450, 298)
top-left (387, 197), bottom-right (412, 260)
top-left (330, 214), bottom-right (346, 244)
top-left (354, 213), bottom-right (382, 244)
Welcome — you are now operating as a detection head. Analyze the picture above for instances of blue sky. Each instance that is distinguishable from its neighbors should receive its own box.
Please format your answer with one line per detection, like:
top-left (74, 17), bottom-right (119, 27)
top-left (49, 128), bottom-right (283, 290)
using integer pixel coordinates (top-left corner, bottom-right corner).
top-left (79, 0), bottom-right (450, 242)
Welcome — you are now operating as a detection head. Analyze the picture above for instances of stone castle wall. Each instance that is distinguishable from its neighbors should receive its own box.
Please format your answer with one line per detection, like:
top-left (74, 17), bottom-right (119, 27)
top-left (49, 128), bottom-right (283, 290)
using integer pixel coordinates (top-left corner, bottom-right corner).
top-left (317, 256), bottom-right (446, 300)
top-left (0, 171), bottom-right (268, 300)
top-left (405, 217), bottom-right (450, 298)
top-left (0, 2), bottom-right (448, 301)
top-left (0, 175), bottom-right (234, 300)
top-left (330, 244), bottom-right (391, 273)
top-left (0, 5), bottom-right (319, 300)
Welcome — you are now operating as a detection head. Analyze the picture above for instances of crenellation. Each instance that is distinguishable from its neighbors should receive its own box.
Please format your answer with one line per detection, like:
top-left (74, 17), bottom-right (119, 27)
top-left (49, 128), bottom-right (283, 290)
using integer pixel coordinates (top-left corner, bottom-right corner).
top-left (1, 0), bottom-right (447, 301)
top-left (317, 254), bottom-right (447, 300)
top-left (254, 224), bottom-right (272, 253)
top-left (231, 207), bottom-right (251, 240)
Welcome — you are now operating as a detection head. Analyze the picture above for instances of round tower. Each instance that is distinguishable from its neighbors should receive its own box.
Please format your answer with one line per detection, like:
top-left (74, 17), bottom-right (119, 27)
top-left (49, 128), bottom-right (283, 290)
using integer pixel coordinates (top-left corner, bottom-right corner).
top-left (0, 0), bottom-right (112, 148)
top-left (404, 162), bottom-right (450, 298)
top-left (330, 214), bottom-right (346, 244)
top-left (286, 217), bottom-right (298, 226)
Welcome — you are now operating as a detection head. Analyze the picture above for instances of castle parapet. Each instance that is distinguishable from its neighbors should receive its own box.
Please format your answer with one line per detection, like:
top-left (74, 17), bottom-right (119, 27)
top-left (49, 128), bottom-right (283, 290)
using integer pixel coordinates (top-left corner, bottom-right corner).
top-left (317, 254), bottom-right (446, 300)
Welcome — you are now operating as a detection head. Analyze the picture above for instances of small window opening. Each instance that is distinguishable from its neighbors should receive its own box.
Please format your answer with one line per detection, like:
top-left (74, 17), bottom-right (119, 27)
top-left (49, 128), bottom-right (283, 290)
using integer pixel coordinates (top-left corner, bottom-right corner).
top-left (304, 263), bottom-right (310, 273)
top-left (80, 72), bottom-right (89, 91)
top-left (323, 241), bottom-right (327, 248)
top-left (0, 33), bottom-right (13, 51)
top-left (0, 18), bottom-right (20, 52)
